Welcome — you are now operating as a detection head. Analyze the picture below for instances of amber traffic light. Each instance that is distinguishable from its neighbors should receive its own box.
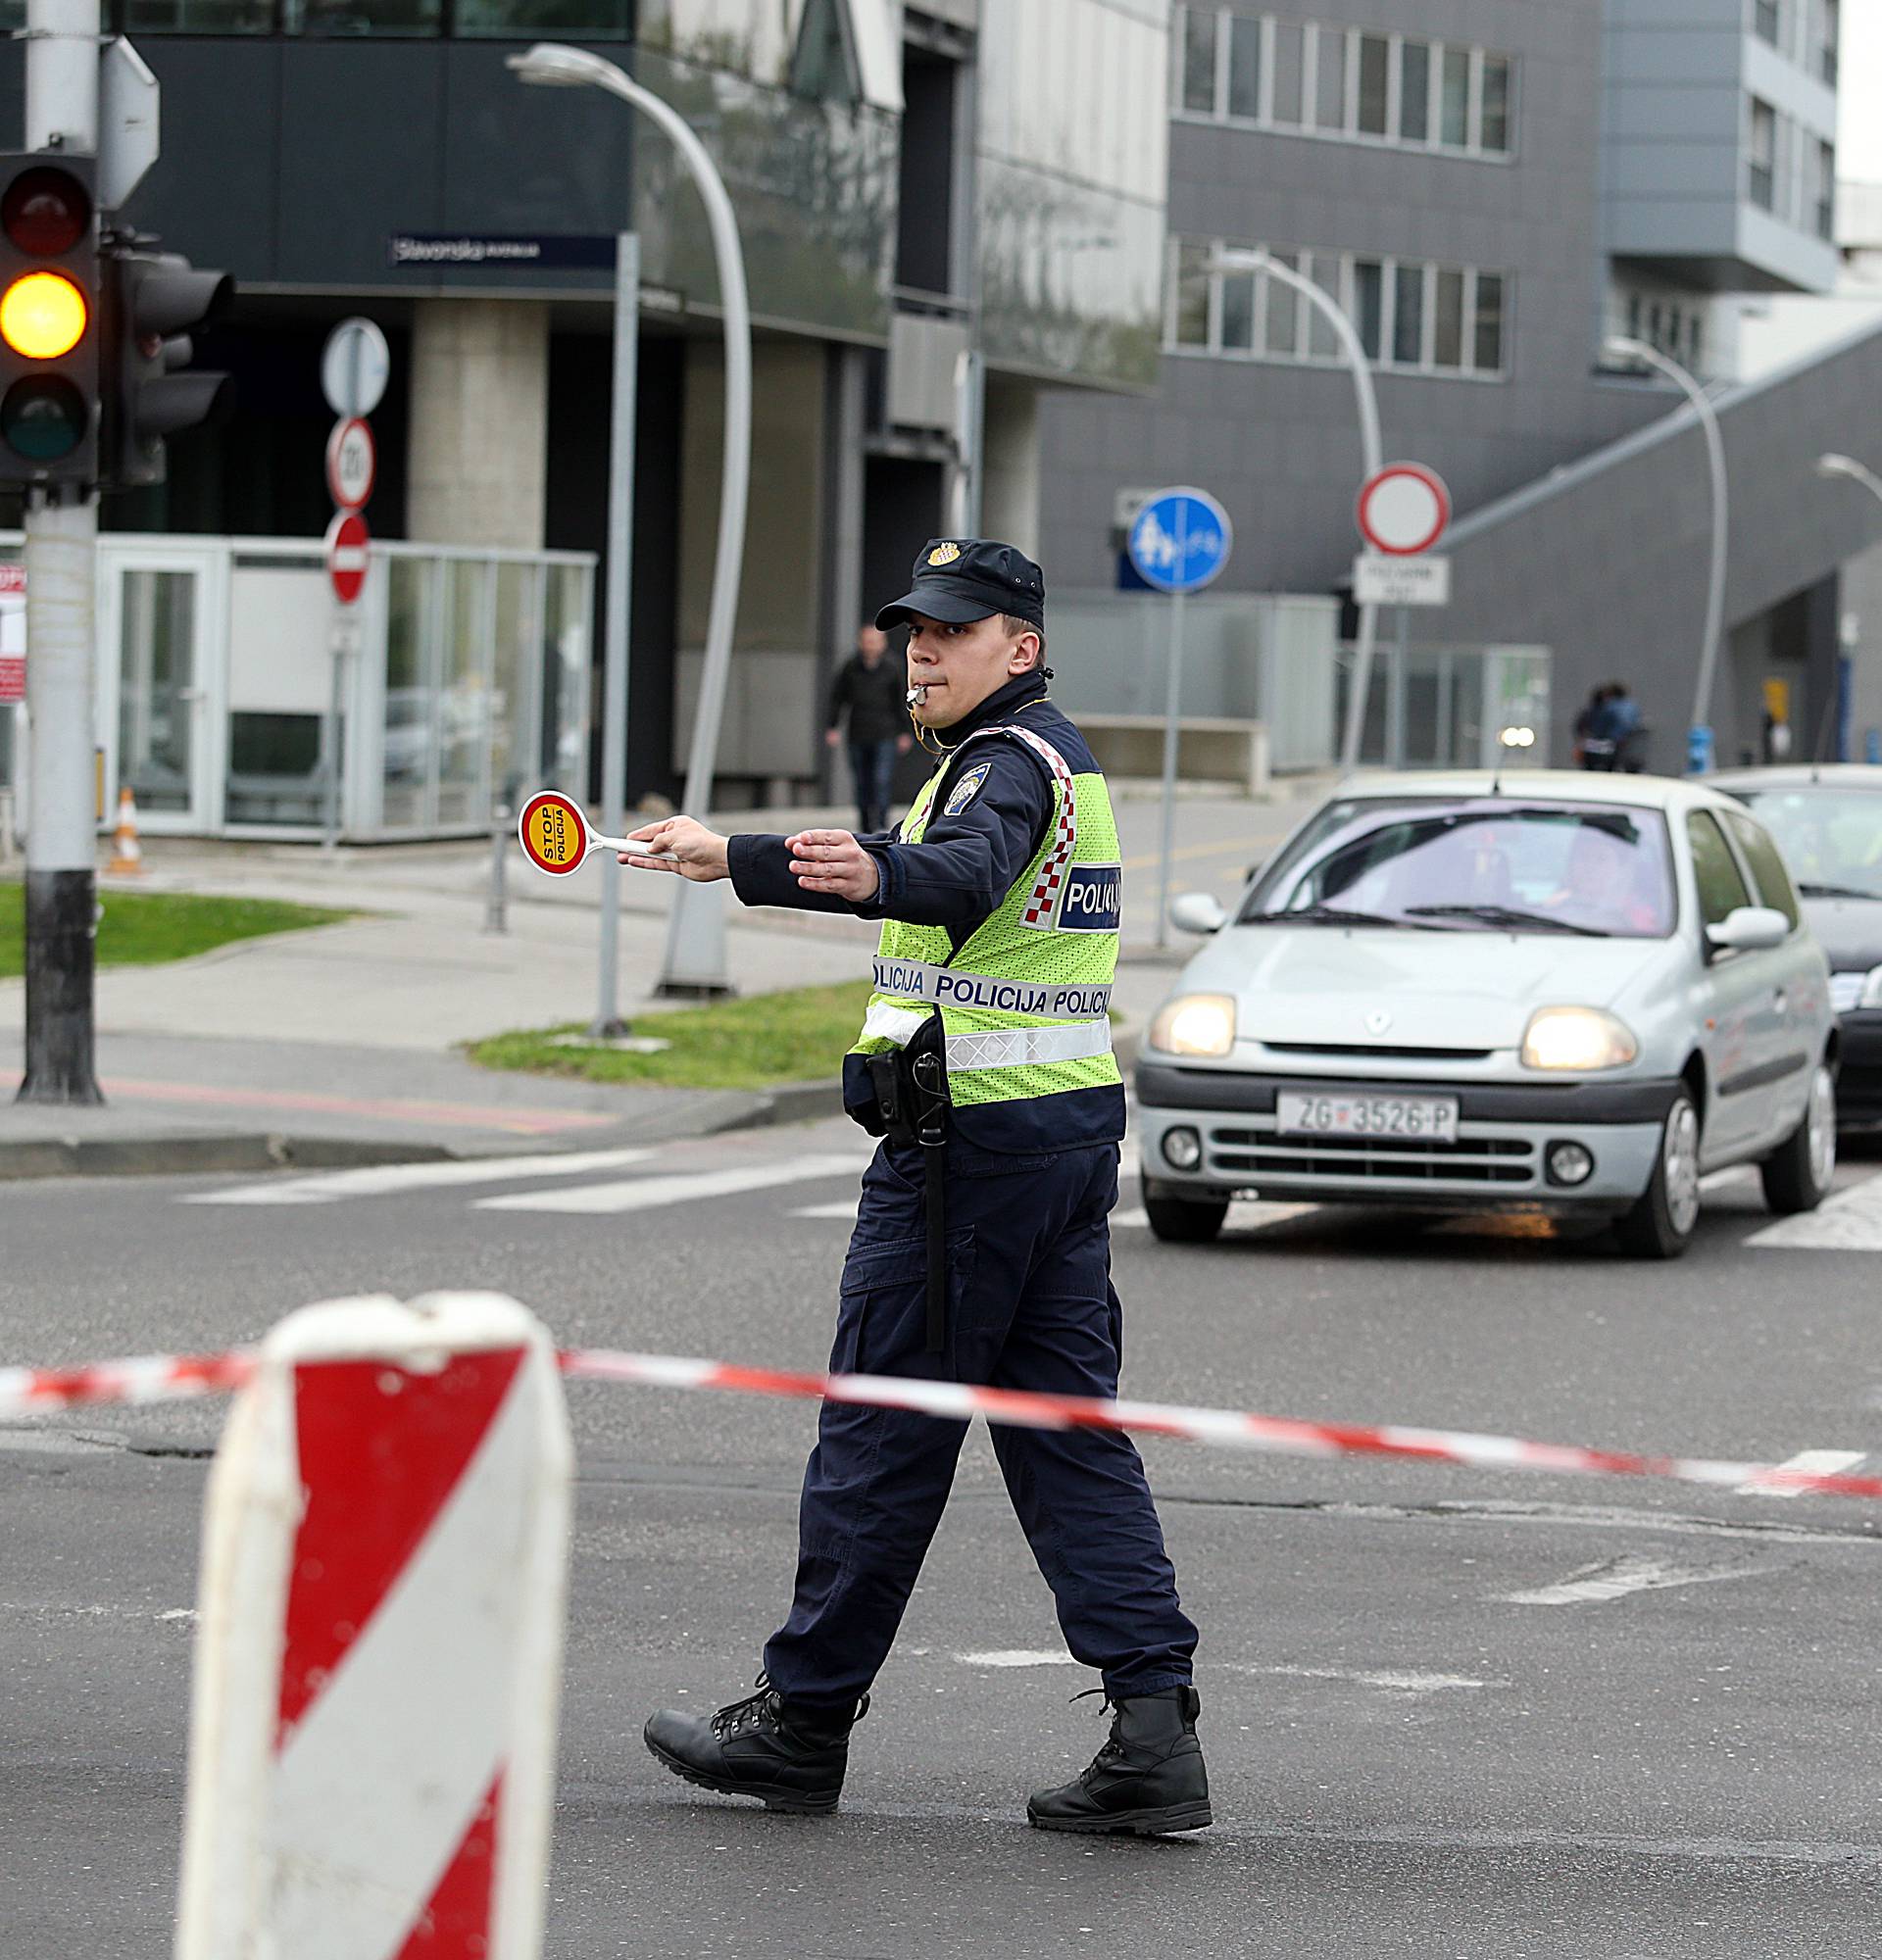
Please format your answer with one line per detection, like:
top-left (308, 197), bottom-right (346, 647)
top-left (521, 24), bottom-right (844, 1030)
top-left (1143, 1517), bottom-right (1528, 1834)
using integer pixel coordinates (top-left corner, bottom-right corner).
top-left (0, 156), bottom-right (96, 483)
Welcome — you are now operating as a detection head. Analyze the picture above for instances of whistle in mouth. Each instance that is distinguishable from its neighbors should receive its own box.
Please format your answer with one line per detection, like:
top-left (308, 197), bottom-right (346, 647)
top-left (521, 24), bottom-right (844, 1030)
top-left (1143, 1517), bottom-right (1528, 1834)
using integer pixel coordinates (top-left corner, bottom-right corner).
top-left (906, 684), bottom-right (928, 708)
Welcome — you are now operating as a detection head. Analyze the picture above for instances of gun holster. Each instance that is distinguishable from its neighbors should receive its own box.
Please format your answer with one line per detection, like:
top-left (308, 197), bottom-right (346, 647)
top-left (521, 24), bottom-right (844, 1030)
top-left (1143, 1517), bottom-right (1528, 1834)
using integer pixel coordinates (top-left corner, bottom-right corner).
top-left (862, 1014), bottom-right (952, 1353)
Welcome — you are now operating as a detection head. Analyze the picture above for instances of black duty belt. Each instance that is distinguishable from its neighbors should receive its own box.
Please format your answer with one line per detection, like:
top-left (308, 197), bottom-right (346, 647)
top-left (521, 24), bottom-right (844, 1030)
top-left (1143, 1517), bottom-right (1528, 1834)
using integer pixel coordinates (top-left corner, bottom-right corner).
top-left (863, 1012), bottom-right (953, 1353)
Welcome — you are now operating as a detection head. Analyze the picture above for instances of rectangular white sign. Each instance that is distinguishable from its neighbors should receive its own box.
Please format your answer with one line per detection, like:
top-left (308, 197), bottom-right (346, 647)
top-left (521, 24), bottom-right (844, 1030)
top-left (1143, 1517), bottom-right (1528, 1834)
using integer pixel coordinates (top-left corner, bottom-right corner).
top-left (1354, 553), bottom-right (1451, 607)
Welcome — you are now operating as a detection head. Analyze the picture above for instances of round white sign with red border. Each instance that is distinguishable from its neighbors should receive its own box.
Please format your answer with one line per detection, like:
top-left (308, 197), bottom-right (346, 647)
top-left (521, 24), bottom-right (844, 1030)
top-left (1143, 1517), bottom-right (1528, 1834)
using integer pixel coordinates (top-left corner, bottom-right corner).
top-left (1357, 463), bottom-right (1451, 557)
top-left (324, 510), bottom-right (371, 606)
top-left (325, 417), bottom-right (375, 512)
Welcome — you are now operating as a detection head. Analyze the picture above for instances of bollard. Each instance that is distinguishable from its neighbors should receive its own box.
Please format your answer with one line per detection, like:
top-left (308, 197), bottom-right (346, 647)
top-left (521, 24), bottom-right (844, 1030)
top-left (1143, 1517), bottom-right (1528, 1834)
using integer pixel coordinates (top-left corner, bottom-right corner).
top-left (174, 1293), bottom-right (571, 1960)
top-left (484, 803), bottom-right (510, 935)
top-left (0, 785), bottom-right (12, 867)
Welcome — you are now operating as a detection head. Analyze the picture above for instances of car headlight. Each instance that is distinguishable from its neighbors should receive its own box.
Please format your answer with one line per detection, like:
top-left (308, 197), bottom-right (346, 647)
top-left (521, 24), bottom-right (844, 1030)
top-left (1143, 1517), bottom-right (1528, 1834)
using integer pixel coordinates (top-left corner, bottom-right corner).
top-left (1834, 965), bottom-right (1882, 1012)
top-left (1148, 993), bottom-right (1237, 1058)
top-left (1520, 1006), bottom-right (1638, 1072)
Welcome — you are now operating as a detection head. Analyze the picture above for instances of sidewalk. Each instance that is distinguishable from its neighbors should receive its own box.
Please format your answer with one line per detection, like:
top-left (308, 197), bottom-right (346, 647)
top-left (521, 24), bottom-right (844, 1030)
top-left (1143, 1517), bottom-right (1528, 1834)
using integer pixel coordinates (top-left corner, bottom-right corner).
top-left (0, 787), bottom-right (1307, 1177)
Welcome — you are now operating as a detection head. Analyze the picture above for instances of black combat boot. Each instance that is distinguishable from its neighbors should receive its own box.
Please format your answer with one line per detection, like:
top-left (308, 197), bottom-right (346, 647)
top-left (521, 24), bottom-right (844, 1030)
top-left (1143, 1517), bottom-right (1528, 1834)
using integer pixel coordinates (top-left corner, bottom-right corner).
top-left (644, 1675), bottom-right (866, 1815)
top-left (1027, 1686), bottom-right (1212, 1836)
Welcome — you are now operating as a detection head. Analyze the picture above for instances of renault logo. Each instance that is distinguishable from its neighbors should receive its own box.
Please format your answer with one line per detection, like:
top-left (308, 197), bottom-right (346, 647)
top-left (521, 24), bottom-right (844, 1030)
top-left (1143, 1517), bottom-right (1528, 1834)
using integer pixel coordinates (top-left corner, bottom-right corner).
top-left (1364, 1009), bottom-right (1392, 1035)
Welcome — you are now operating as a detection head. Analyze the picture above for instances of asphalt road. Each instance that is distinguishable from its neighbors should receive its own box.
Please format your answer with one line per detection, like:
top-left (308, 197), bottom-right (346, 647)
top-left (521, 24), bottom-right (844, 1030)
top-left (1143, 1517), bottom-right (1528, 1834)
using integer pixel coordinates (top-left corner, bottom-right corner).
top-left (5, 1116), bottom-right (1882, 1958)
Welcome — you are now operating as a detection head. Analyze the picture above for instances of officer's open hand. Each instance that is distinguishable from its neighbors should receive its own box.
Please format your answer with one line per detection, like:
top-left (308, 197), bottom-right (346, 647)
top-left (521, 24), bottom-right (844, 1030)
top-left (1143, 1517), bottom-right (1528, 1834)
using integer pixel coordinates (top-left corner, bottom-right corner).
top-left (619, 815), bottom-right (729, 882)
top-left (786, 829), bottom-right (880, 902)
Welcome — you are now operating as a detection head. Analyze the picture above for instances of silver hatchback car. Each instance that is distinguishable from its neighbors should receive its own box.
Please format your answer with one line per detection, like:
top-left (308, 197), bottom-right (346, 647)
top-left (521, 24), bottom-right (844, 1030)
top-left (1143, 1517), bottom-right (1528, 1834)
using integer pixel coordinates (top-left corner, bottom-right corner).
top-left (1136, 772), bottom-right (1839, 1257)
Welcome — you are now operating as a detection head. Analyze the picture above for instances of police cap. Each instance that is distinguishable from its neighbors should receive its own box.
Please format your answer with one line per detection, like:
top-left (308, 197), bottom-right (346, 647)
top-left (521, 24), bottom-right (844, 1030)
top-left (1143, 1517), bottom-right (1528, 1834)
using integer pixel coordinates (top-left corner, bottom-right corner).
top-left (874, 538), bottom-right (1046, 632)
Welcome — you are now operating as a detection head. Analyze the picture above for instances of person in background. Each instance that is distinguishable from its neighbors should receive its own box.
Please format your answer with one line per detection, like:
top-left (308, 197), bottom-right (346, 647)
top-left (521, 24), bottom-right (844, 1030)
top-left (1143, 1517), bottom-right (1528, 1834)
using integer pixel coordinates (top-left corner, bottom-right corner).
top-left (1574, 684), bottom-right (1615, 769)
top-left (1598, 682), bottom-right (1647, 774)
top-left (825, 624), bottom-right (914, 833)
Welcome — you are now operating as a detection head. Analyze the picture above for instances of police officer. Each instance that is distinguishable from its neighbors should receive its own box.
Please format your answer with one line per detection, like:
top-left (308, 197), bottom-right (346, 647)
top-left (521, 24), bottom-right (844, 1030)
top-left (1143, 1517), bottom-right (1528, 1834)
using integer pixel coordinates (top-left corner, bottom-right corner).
top-left (621, 538), bottom-right (1209, 1837)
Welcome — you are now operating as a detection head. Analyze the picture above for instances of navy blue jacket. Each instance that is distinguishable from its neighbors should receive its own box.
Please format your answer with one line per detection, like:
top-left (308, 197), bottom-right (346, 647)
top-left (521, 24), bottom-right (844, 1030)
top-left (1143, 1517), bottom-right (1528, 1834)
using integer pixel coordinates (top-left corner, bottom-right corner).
top-left (727, 670), bottom-right (1126, 1153)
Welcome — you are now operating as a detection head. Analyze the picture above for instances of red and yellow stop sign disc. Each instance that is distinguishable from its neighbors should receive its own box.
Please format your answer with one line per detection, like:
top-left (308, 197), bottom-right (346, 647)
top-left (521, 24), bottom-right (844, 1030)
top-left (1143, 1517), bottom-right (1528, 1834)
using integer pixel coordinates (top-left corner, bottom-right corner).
top-left (518, 791), bottom-right (591, 875)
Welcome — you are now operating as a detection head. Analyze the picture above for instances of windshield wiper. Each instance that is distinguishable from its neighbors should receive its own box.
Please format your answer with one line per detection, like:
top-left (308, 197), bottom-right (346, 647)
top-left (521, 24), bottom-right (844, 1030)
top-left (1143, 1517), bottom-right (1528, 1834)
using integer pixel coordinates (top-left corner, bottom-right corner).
top-left (1404, 903), bottom-right (1610, 937)
top-left (1799, 881), bottom-right (1882, 903)
top-left (1242, 904), bottom-right (1443, 930)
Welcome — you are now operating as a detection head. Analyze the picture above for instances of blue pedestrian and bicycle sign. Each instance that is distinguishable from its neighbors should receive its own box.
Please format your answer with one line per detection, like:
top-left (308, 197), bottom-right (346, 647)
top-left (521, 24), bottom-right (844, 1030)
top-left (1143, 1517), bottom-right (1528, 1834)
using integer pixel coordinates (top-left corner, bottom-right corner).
top-left (1127, 487), bottom-right (1234, 594)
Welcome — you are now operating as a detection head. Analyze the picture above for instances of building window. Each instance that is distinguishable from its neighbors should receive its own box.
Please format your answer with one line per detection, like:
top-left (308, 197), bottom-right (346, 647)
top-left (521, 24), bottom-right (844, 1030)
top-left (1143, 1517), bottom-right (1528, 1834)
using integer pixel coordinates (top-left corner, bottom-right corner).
top-left (1165, 234), bottom-right (1509, 380)
top-left (283, 0), bottom-right (441, 32)
top-left (1400, 39), bottom-right (1429, 143)
top-left (1439, 47), bottom-right (1469, 147)
top-left (1313, 24), bottom-right (1347, 133)
top-left (1754, 0), bottom-right (1781, 46)
top-left (1357, 33), bottom-right (1389, 136)
top-left (1748, 97), bottom-right (1777, 211)
top-left (1818, 0), bottom-right (1839, 83)
top-left (127, 0), bottom-right (274, 25)
top-left (1354, 258), bottom-right (1384, 359)
top-left (1270, 18), bottom-right (1305, 124)
top-left (1473, 272), bottom-right (1505, 373)
top-left (1181, 4), bottom-right (1218, 115)
top-left (1170, 9), bottom-right (1512, 158)
top-left (453, 0), bottom-right (628, 32)
top-left (1227, 12), bottom-right (1263, 118)
top-left (1816, 139), bottom-right (1836, 239)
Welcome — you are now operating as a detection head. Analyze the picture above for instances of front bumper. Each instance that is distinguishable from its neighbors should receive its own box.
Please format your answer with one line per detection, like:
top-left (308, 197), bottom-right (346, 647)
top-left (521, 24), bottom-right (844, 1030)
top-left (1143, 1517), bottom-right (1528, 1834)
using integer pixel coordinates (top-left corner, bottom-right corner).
top-left (1134, 1062), bottom-right (1680, 1212)
top-left (1837, 1010), bottom-right (1882, 1129)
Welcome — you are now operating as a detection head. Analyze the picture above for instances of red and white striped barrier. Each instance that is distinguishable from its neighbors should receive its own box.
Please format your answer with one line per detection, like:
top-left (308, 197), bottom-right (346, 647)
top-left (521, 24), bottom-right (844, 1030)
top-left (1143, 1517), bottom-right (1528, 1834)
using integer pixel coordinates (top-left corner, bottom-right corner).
top-left (174, 1295), bottom-right (571, 1960)
top-left (8, 1330), bottom-right (1882, 1503)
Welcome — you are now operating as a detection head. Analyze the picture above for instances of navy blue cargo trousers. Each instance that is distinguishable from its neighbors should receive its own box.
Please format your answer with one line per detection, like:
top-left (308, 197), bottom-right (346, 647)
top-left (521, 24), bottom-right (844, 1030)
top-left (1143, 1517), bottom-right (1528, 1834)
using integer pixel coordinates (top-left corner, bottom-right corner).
top-left (763, 1137), bottom-right (1198, 1713)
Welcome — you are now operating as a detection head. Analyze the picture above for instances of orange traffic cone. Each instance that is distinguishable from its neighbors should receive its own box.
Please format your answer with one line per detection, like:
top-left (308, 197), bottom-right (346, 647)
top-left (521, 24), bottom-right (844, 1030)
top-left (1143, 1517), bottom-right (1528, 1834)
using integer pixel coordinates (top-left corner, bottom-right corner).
top-left (107, 784), bottom-right (145, 876)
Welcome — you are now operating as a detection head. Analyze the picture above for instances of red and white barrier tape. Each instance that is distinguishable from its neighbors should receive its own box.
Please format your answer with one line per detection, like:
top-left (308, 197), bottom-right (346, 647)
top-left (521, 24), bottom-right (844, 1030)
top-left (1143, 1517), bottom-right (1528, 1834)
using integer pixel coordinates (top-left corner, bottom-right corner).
top-left (7, 1340), bottom-right (1882, 1502)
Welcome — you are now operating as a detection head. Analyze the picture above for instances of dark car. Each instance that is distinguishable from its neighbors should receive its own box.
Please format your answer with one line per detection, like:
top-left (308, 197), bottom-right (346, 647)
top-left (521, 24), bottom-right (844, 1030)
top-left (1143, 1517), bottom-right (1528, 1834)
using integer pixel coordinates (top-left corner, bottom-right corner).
top-left (1710, 765), bottom-right (1882, 1130)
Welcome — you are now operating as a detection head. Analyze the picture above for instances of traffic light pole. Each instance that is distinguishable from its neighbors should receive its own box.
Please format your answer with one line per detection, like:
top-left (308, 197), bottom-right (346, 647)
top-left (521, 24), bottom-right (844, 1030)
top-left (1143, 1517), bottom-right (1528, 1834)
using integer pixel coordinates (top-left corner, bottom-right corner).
top-left (18, 0), bottom-right (103, 1105)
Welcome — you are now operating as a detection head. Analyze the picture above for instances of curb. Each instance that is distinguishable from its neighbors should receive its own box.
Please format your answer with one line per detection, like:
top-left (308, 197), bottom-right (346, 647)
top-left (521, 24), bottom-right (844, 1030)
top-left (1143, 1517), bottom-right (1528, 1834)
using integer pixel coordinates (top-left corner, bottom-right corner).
top-left (0, 1133), bottom-right (457, 1183)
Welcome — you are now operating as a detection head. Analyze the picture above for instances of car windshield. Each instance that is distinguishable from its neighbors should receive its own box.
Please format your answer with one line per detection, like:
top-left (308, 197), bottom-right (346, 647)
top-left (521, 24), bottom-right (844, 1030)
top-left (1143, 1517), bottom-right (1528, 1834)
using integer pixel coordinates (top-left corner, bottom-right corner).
top-left (1241, 798), bottom-right (1677, 938)
top-left (1725, 788), bottom-right (1882, 902)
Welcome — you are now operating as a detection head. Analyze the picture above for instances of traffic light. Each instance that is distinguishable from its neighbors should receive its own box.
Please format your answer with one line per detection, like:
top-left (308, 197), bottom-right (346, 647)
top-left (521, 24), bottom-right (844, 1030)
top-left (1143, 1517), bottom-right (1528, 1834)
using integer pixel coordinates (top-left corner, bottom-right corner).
top-left (100, 242), bottom-right (233, 490)
top-left (0, 154), bottom-right (98, 489)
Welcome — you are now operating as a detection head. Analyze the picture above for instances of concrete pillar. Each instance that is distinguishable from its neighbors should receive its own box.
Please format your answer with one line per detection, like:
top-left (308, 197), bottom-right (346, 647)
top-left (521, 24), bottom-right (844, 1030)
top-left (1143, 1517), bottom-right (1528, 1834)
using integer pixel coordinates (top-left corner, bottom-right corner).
top-left (981, 376), bottom-right (1041, 559)
top-left (407, 299), bottom-right (549, 549)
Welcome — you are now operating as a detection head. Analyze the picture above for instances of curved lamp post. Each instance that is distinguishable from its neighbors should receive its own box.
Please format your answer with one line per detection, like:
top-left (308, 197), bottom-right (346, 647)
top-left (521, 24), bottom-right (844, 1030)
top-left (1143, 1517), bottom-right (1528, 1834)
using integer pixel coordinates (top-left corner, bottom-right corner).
top-left (509, 42), bottom-right (751, 996)
top-left (1605, 335), bottom-right (1727, 774)
top-left (1815, 454), bottom-right (1882, 763)
top-left (1211, 248), bottom-right (1383, 775)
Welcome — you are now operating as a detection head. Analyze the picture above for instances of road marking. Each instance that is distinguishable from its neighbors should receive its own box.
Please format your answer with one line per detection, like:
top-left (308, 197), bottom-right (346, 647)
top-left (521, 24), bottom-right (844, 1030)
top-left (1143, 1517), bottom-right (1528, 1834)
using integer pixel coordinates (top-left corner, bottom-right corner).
top-left (1114, 1199), bottom-right (1318, 1231)
top-left (476, 1153), bottom-right (869, 1215)
top-left (1238, 1665), bottom-right (1496, 1695)
top-left (1734, 1448), bottom-right (1869, 1497)
top-left (182, 1147), bottom-right (660, 1205)
top-left (1746, 1171), bottom-right (1882, 1250)
top-left (1497, 1553), bottom-right (1756, 1607)
top-left (953, 1648), bottom-right (1078, 1668)
top-left (791, 1199), bottom-right (860, 1220)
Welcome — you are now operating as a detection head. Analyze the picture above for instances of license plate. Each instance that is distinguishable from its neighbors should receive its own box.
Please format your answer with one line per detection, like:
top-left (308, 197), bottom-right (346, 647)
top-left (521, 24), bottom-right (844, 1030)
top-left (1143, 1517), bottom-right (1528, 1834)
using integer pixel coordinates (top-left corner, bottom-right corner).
top-left (1276, 1090), bottom-right (1460, 1144)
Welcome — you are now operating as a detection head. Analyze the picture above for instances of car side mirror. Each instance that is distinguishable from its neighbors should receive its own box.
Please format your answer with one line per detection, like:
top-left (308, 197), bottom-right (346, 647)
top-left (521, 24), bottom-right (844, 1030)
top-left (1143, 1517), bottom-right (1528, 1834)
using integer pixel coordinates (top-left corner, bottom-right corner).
top-left (1169, 892), bottom-right (1228, 936)
top-left (1705, 905), bottom-right (1790, 956)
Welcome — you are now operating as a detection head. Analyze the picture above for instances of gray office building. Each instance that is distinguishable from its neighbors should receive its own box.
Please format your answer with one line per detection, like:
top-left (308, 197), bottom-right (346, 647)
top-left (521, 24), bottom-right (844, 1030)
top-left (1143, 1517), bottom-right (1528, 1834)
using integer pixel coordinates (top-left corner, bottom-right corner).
top-left (1037, 0), bottom-right (1882, 773)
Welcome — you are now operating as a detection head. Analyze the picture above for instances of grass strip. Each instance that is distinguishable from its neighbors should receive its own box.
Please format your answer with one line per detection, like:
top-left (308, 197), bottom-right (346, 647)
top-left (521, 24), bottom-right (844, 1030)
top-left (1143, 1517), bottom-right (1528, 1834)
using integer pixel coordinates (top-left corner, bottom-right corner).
top-left (467, 980), bottom-right (875, 1091)
top-left (0, 881), bottom-right (355, 980)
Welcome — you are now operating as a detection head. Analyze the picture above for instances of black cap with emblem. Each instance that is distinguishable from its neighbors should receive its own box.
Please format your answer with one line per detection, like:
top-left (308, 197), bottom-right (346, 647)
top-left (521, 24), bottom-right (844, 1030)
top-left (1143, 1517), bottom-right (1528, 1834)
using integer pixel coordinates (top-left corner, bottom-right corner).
top-left (875, 538), bottom-right (1046, 631)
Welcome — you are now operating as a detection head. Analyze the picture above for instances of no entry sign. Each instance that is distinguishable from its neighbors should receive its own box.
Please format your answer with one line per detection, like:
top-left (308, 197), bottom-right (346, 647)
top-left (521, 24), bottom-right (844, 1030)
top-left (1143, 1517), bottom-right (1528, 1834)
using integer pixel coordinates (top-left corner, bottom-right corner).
top-left (324, 510), bottom-right (371, 606)
top-left (1357, 463), bottom-right (1451, 557)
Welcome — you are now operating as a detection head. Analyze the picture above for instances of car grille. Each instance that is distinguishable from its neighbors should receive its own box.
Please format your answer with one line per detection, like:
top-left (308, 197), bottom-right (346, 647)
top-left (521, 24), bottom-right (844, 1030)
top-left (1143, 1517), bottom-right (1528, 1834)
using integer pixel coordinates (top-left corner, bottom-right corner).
top-left (1263, 1042), bottom-right (1494, 1061)
top-left (1208, 1123), bottom-right (1538, 1186)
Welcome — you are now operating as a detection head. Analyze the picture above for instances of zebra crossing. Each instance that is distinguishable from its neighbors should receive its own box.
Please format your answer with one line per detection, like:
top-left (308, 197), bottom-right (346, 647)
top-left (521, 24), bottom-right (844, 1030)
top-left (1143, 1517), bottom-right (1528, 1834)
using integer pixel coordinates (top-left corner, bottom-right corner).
top-left (174, 1133), bottom-right (1882, 1249)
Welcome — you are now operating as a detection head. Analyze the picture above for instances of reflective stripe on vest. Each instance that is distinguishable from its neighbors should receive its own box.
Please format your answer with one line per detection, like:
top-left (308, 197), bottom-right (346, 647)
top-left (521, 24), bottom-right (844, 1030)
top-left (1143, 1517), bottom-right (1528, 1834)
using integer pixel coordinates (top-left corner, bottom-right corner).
top-left (868, 955), bottom-right (1112, 1022)
top-left (945, 1021), bottom-right (1114, 1073)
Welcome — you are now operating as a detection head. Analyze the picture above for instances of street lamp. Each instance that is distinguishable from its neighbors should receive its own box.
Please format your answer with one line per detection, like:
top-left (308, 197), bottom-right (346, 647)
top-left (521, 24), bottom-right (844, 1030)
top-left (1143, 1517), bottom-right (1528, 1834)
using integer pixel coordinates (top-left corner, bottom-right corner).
top-left (1212, 248), bottom-right (1383, 776)
top-left (1817, 452), bottom-right (1882, 503)
top-left (1604, 335), bottom-right (1727, 774)
top-left (509, 42), bottom-right (751, 997)
top-left (1814, 454), bottom-right (1882, 765)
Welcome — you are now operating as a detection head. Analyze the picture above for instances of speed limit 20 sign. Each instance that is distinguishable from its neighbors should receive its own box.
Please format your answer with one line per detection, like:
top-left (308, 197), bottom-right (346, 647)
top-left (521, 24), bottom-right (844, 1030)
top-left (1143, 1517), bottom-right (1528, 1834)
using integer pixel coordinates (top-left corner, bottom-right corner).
top-left (326, 416), bottom-right (376, 512)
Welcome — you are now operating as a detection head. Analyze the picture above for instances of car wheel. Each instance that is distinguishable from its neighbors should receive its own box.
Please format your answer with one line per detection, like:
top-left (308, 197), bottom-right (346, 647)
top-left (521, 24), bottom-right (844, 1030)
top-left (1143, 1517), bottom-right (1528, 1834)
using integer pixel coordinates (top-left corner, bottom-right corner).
top-left (1613, 1089), bottom-right (1702, 1259)
top-left (1759, 1060), bottom-right (1837, 1215)
top-left (1144, 1191), bottom-right (1229, 1244)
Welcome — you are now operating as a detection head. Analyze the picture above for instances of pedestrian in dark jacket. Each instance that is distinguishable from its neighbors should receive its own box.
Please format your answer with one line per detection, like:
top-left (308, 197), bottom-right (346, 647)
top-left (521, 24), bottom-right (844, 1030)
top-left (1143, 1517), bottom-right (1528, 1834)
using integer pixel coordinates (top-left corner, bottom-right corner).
top-left (825, 625), bottom-right (913, 832)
